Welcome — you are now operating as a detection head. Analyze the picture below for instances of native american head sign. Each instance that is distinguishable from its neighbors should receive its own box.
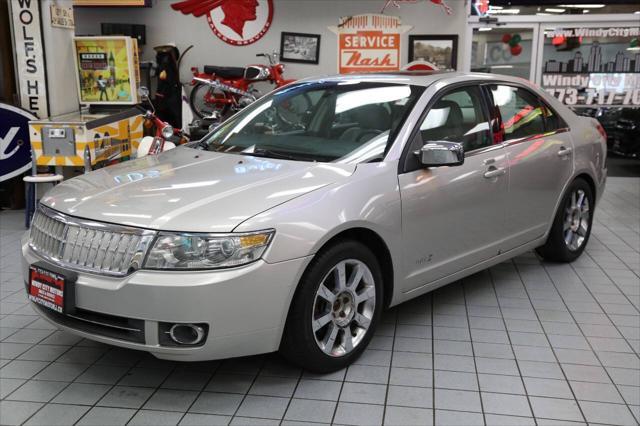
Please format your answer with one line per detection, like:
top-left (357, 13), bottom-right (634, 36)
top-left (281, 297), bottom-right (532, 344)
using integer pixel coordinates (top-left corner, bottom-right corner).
top-left (171, 0), bottom-right (273, 46)
top-left (330, 14), bottom-right (412, 73)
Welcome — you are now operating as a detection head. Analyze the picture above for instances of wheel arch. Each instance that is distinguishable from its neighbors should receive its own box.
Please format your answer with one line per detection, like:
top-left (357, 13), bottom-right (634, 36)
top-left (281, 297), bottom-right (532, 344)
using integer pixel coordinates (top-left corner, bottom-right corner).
top-left (318, 227), bottom-right (395, 309)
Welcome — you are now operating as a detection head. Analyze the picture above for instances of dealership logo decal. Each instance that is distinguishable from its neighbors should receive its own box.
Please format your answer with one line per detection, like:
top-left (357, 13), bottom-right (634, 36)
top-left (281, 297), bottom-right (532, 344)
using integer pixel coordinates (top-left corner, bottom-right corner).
top-left (171, 0), bottom-right (273, 46)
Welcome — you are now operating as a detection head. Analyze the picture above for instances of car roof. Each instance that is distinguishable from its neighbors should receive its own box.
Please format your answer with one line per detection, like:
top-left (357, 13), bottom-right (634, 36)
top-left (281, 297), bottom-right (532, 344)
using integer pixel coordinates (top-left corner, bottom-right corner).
top-left (297, 71), bottom-right (535, 88)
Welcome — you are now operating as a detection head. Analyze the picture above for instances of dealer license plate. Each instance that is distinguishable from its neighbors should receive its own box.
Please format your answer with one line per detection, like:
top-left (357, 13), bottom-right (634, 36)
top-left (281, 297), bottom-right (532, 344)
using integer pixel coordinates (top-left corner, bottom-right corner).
top-left (28, 265), bottom-right (66, 313)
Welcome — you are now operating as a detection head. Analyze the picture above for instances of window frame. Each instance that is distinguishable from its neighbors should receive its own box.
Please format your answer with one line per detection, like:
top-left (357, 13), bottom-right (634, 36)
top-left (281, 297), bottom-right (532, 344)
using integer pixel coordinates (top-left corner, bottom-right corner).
top-left (399, 82), bottom-right (497, 174)
top-left (482, 83), bottom-right (570, 146)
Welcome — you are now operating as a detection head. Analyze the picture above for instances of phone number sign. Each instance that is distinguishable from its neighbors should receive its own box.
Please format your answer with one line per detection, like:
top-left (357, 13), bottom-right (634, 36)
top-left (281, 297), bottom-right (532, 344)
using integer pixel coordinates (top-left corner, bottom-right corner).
top-left (543, 73), bottom-right (640, 107)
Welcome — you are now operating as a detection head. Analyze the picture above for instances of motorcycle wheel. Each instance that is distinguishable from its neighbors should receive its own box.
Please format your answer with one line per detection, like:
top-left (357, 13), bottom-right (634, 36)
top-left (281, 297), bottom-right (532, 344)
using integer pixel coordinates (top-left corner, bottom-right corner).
top-left (189, 83), bottom-right (231, 119)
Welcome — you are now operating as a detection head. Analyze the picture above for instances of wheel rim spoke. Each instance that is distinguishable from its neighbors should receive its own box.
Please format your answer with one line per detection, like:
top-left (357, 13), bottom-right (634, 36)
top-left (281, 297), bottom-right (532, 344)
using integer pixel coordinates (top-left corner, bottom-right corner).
top-left (354, 312), bottom-right (371, 329)
top-left (317, 284), bottom-right (336, 303)
top-left (343, 329), bottom-right (354, 352)
top-left (334, 262), bottom-right (347, 292)
top-left (313, 313), bottom-right (333, 332)
top-left (355, 286), bottom-right (376, 305)
top-left (323, 322), bottom-right (339, 352)
top-left (346, 264), bottom-right (364, 289)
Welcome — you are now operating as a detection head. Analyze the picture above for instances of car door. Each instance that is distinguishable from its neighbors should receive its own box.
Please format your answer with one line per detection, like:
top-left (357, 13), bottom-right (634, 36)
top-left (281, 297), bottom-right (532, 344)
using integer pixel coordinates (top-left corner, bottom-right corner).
top-left (485, 84), bottom-right (574, 249)
top-left (398, 85), bottom-right (509, 292)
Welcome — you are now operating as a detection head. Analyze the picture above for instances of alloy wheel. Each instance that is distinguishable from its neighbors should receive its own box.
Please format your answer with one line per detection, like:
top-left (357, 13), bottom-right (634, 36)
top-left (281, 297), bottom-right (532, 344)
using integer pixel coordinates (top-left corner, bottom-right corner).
top-left (563, 189), bottom-right (590, 251)
top-left (312, 259), bottom-right (376, 357)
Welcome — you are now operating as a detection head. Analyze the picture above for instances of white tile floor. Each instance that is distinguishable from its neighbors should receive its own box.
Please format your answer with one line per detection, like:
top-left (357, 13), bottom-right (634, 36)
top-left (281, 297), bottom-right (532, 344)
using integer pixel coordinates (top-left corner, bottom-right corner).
top-left (1, 177), bottom-right (638, 426)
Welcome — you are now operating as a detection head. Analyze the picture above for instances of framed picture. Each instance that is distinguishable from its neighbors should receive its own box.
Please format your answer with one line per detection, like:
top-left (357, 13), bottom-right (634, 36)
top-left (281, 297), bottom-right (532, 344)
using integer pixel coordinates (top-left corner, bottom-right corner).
top-left (408, 35), bottom-right (458, 71)
top-left (280, 32), bottom-right (321, 64)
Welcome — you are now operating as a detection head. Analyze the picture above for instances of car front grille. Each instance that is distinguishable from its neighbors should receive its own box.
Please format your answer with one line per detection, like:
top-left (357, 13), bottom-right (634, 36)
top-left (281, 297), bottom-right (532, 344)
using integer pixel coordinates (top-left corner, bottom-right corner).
top-left (29, 205), bottom-right (156, 276)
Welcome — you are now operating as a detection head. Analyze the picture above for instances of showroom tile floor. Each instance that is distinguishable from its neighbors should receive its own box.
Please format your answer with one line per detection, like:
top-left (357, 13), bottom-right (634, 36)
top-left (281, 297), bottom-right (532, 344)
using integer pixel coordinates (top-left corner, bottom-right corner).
top-left (1, 177), bottom-right (638, 426)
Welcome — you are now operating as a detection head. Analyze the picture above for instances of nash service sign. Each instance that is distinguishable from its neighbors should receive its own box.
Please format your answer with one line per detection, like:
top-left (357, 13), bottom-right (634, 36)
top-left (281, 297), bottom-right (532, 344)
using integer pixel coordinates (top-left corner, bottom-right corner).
top-left (330, 14), bottom-right (411, 74)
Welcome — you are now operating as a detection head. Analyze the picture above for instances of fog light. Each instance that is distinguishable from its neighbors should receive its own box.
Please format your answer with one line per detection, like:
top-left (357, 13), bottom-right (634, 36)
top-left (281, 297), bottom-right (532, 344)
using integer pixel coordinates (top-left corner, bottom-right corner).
top-left (169, 324), bottom-right (205, 345)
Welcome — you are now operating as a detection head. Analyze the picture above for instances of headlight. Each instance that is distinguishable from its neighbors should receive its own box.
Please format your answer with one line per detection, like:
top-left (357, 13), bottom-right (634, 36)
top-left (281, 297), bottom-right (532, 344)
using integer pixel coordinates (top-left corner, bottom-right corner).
top-left (143, 230), bottom-right (274, 270)
top-left (161, 125), bottom-right (174, 139)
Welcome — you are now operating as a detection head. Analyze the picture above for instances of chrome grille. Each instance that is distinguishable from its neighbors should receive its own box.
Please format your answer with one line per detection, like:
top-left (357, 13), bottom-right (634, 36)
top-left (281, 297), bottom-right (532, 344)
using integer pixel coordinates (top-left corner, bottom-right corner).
top-left (29, 206), bottom-right (156, 276)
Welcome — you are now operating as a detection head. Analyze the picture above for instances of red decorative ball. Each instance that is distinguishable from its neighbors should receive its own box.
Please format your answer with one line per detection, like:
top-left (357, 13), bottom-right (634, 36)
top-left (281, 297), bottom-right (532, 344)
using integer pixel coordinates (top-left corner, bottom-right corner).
top-left (501, 34), bottom-right (512, 44)
top-left (510, 44), bottom-right (523, 56)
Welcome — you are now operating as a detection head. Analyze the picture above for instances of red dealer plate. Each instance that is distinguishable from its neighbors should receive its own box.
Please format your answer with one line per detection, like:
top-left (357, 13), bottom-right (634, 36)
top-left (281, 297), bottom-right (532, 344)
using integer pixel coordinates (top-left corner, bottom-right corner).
top-left (28, 265), bottom-right (65, 314)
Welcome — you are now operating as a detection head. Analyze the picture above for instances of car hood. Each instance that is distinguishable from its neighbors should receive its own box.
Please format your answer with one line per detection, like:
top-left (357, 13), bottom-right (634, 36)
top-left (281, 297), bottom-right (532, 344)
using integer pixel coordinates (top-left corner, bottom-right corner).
top-left (41, 147), bottom-right (355, 232)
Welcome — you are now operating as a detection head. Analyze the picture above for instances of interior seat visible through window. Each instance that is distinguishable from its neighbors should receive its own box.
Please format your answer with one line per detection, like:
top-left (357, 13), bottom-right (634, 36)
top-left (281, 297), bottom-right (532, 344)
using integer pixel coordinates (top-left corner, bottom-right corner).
top-left (339, 104), bottom-right (391, 142)
top-left (418, 86), bottom-right (492, 153)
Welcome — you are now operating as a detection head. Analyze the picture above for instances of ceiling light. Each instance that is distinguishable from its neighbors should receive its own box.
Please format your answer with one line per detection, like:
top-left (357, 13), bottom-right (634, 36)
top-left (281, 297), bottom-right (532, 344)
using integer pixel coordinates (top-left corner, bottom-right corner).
top-left (627, 47), bottom-right (640, 51)
top-left (491, 65), bottom-right (514, 69)
top-left (478, 27), bottom-right (492, 31)
top-left (490, 9), bottom-right (520, 14)
top-left (634, 11), bottom-right (640, 14)
top-left (559, 4), bottom-right (605, 8)
top-left (545, 8), bottom-right (565, 13)
top-left (489, 5), bottom-right (503, 9)
top-left (583, 9), bottom-right (590, 13)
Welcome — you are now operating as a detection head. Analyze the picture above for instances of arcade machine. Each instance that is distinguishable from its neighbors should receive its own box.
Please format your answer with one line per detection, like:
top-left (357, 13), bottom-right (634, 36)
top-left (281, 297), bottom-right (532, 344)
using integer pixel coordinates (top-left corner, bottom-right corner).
top-left (28, 36), bottom-right (144, 176)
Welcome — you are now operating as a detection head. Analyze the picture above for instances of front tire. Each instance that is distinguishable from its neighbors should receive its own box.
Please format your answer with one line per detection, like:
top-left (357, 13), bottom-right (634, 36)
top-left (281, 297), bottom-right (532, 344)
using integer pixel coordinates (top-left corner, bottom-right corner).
top-left (536, 178), bottom-right (594, 262)
top-left (281, 240), bottom-right (383, 373)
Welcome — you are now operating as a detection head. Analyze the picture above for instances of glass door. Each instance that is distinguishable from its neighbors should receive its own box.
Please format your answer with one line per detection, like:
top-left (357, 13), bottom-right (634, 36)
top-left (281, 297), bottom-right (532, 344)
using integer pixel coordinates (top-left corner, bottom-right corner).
top-left (467, 24), bottom-right (540, 81)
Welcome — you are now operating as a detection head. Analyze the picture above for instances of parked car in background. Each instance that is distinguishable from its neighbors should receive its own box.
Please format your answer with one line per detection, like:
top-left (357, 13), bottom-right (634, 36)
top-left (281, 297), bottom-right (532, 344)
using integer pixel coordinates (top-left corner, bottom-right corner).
top-left (23, 72), bottom-right (606, 372)
top-left (577, 107), bottom-right (640, 158)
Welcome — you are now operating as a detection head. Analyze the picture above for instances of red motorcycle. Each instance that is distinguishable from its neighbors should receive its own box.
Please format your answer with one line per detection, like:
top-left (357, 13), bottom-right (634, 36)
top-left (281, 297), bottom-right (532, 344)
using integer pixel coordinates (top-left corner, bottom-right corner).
top-left (189, 52), bottom-right (295, 119)
top-left (136, 87), bottom-right (189, 158)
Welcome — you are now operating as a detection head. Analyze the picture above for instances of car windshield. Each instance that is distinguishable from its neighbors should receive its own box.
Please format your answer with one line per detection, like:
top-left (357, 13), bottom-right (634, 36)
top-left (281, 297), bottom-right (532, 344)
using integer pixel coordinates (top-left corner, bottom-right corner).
top-left (195, 81), bottom-right (424, 163)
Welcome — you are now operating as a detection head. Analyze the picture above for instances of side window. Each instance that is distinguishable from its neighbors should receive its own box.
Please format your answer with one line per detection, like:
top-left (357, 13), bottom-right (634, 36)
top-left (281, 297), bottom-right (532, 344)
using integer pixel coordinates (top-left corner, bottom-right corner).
top-left (540, 102), bottom-right (566, 132)
top-left (489, 85), bottom-right (546, 141)
top-left (418, 86), bottom-right (492, 153)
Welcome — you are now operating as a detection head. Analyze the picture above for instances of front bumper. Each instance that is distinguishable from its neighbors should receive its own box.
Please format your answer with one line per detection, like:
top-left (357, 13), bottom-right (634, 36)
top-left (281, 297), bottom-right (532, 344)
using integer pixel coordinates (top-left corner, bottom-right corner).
top-left (22, 235), bottom-right (311, 361)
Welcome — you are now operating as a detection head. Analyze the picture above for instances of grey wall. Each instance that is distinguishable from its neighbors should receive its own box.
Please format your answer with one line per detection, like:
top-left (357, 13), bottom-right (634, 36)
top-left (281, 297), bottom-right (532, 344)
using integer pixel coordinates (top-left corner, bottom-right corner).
top-left (74, 0), bottom-right (468, 84)
top-left (42, 0), bottom-right (79, 115)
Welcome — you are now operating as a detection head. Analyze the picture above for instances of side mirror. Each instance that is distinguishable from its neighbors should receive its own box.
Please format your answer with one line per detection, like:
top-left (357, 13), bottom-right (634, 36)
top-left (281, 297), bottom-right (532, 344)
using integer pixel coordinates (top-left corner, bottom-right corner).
top-left (415, 141), bottom-right (464, 167)
top-left (138, 86), bottom-right (150, 100)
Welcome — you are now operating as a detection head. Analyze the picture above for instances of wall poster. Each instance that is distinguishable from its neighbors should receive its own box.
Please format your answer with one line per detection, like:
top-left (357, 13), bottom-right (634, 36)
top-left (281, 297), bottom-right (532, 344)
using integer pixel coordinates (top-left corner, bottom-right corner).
top-left (73, 37), bottom-right (139, 105)
top-left (542, 27), bottom-right (640, 107)
top-left (330, 14), bottom-right (411, 74)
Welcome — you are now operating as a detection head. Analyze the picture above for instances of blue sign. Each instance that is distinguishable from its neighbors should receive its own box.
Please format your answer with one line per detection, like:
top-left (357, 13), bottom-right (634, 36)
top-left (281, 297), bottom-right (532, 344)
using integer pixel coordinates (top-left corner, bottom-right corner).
top-left (0, 103), bottom-right (35, 182)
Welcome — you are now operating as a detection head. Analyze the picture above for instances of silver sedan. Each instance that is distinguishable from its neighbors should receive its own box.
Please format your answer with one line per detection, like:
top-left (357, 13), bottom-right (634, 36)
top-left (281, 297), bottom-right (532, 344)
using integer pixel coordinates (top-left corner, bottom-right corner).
top-left (22, 72), bottom-right (606, 372)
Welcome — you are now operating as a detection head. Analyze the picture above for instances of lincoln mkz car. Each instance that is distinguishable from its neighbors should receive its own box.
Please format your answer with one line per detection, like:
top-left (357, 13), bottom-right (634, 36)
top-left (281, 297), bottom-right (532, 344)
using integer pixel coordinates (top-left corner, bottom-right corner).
top-left (23, 72), bottom-right (606, 372)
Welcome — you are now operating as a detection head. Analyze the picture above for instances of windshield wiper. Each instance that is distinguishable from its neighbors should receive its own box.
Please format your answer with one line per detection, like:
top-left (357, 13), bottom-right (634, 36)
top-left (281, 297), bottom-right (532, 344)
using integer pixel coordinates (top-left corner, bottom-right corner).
top-left (244, 148), bottom-right (306, 161)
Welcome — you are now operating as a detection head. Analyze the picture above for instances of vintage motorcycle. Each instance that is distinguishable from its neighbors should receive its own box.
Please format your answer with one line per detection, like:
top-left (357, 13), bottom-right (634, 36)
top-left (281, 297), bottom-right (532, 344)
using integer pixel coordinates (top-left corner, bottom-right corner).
top-left (136, 87), bottom-right (189, 158)
top-left (189, 52), bottom-right (295, 119)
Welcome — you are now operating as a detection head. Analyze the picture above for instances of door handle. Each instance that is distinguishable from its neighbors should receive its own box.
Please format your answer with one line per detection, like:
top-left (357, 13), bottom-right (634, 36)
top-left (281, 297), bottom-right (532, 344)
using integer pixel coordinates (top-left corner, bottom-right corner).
top-left (483, 166), bottom-right (506, 179)
top-left (558, 146), bottom-right (573, 157)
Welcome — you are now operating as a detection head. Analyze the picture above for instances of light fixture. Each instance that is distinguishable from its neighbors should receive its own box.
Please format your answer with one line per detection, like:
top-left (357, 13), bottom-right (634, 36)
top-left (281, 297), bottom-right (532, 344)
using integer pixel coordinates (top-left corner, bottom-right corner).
top-left (490, 9), bottom-right (520, 14)
top-left (489, 5), bottom-right (503, 10)
top-left (583, 10), bottom-right (590, 13)
top-left (627, 47), bottom-right (640, 51)
top-left (634, 11), bottom-right (640, 14)
top-left (478, 27), bottom-right (492, 31)
top-left (559, 4), bottom-right (605, 8)
top-left (545, 8), bottom-right (565, 13)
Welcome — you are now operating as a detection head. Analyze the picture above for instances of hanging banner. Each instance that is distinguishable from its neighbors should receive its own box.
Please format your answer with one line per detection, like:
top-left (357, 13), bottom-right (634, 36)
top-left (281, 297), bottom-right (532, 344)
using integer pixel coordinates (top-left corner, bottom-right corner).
top-left (330, 14), bottom-right (412, 74)
top-left (0, 104), bottom-right (35, 182)
top-left (541, 27), bottom-right (640, 107)
top-left (11, 0), bottom-right (49, 118)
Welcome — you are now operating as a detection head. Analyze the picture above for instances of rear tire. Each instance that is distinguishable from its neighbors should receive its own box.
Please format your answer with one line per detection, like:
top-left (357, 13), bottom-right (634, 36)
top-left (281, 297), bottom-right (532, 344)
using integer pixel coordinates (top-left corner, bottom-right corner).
top-left (189, 83), bottom-right (230, 119)
top-left (536, 178), bottom-right (593, 262)
top-left (280, 240), bottom-right (383, 373)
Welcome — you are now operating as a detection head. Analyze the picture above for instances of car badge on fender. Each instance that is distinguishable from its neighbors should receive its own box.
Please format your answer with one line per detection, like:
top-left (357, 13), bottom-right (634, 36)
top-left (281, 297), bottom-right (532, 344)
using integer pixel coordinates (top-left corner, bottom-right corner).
top-left (171, 0), bottom-right (274, 46)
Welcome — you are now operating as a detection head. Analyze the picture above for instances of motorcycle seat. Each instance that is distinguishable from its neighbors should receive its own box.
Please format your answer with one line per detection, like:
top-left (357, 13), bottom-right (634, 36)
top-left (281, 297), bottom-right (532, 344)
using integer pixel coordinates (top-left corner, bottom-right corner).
top-left (203, 66), bottom-right (245, 79)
